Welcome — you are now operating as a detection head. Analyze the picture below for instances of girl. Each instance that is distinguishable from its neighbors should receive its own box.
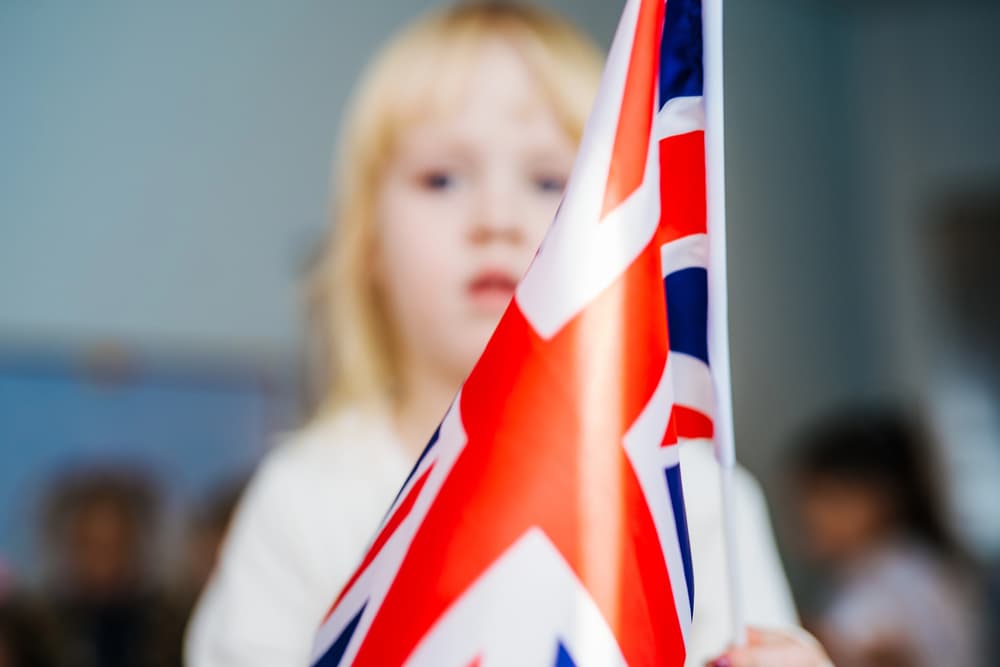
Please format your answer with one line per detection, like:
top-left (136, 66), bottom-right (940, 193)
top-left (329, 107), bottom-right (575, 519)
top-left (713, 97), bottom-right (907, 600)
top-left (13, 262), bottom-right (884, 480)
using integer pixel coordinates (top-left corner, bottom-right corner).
top-left (790, 408), bottom-right (982, 667)
top-left (186, 4), bottom-right (829, 666)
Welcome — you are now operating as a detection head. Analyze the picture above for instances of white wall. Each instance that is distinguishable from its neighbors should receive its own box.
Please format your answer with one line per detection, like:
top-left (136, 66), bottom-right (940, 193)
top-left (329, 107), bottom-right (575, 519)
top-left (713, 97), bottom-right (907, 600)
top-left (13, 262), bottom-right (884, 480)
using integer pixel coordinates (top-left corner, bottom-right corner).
top-left (723, 1), bottom-right (874, 469)
top-left (845, 1), bottom-right (1000, 389)
top-left (844, 1), bottom-right (1000, 553)
top-left (721, 0), bottom-right (1000, 485)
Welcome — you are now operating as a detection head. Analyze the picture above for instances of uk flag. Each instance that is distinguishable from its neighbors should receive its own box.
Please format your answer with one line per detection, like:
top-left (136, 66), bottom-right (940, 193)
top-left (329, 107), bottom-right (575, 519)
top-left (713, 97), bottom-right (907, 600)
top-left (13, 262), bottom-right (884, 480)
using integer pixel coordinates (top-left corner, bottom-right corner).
top-left (311, 0), bottom-right (711, 664)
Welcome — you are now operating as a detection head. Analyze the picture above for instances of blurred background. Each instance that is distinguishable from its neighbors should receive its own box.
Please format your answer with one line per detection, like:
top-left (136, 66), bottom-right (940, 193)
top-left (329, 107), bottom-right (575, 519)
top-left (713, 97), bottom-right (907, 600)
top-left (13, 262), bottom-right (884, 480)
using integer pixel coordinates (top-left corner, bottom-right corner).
top-left (1, 0), bottom-right (998, 665)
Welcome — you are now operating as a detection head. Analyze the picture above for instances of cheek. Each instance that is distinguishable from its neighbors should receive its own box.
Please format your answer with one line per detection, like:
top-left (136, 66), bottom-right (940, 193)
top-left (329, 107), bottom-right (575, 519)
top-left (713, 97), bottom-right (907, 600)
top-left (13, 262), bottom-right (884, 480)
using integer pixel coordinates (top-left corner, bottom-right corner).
top-left (376, 228), bottom-right (447, 330)
top-left (516, 193), bottom-right (561, 268)
top-left (800, 491), bottom-right (878, 556)
top-left (379, 220), bottom-right (444, 283)
top-left (373, 186), bottom-right (469, 336)
top-left (528, 187), bottom-right (561, 234)
top-left (377, 184), bottom-right (453, 278)
top-left (382, 170), bottom-right (476, 243)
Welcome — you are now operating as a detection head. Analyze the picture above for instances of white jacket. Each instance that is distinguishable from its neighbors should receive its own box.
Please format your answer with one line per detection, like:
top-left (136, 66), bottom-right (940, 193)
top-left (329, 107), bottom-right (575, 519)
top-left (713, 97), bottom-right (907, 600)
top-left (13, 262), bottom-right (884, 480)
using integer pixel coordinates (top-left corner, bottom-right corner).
top-left (186, 408), bottom-right (797, 666)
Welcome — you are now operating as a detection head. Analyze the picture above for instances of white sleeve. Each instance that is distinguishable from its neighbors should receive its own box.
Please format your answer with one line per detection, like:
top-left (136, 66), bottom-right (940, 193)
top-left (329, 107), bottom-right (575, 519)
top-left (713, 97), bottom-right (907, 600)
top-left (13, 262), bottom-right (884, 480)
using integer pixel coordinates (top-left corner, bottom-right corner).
top-left (733, 468), bottom-right (799, 628)
top-left (681, 445), bottom-right (798, 667)
top-left (184, 449), bottom-right (342, 667)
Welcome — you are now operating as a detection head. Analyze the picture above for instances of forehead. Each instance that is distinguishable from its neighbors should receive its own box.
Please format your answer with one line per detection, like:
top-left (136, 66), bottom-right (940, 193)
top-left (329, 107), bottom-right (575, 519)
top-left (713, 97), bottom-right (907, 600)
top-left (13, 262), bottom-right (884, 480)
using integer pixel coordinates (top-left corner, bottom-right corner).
top-left (399, 37), bottom-right (559, 135)
top-left (457, 40), bottom-right (548, 118)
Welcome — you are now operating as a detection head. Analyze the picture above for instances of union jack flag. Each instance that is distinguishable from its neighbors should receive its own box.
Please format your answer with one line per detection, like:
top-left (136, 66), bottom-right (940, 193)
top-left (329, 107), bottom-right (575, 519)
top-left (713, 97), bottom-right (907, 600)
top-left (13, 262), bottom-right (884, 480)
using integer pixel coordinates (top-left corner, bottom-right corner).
top-left (311, 0), bottom-right (712, 664)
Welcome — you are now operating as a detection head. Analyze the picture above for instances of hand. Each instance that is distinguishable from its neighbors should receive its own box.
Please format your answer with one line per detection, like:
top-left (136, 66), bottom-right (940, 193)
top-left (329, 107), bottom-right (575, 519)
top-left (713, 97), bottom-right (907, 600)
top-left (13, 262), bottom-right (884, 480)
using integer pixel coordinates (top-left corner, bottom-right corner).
top-left (708, 627), bottom-right (834, 667)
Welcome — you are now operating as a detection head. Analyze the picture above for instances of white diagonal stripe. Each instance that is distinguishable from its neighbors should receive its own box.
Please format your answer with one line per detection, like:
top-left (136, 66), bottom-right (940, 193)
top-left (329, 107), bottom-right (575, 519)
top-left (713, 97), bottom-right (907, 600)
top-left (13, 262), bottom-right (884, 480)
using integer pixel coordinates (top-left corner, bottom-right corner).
top-left (621, 358), bottom-right (692, 640)
top-left (405, 529), bottom-right (628, 667)
top-left (660, 233), bottom-right (708, 277)
top-left (515, 0), bottom-right (659, 340)
top-left (669, 352), bottom-right (714, 424)
top-left (310, 396), bottom-right (469, 664)
top-left (654, 95), bottom-right (704, 140)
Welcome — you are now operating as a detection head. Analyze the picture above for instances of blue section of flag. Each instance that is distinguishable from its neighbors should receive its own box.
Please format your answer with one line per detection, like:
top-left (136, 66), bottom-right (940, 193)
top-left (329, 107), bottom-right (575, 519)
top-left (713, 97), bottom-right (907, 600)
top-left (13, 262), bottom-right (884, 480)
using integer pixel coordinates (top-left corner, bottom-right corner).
top-left (391, 425), bottom-right (440, 509)
top-left (665, 465), bottom-right (695, 613)
top-left (659, 0), bottom-right (703, 108)
top-left (664, 268), bottom-right (709, 364)
top-left (314, 602), bottom-right (367, 667)
top-left (553, 640), bottom-right (577, 667)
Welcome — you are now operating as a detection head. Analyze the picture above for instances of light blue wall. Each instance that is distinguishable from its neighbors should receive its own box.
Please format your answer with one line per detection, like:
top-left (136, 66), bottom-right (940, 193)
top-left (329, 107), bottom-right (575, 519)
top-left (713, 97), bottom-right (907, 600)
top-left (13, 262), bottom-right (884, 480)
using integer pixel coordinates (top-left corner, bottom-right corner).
top-left (0, 1), bottom-right (621, 362)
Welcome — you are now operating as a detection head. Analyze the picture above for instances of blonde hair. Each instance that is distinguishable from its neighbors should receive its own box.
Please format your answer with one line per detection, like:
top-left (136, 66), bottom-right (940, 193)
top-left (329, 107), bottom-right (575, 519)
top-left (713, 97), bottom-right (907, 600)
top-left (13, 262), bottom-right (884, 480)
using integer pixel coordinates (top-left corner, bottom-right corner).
top-left (306, 2), bottom-right (604, 416)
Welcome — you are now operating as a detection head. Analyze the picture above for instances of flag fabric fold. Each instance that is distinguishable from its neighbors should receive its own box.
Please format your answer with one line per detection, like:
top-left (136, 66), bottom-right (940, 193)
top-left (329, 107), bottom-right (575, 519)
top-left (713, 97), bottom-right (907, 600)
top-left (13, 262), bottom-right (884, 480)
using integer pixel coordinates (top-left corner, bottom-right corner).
top-left (311, 0), bottom-right (712, 664)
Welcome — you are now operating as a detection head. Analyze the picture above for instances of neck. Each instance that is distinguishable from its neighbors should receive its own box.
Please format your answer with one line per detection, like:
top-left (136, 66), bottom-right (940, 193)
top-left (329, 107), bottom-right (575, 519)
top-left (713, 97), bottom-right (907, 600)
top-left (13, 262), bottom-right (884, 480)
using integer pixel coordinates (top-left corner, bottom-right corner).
top-left (393, 357), bottom-right (464, 459)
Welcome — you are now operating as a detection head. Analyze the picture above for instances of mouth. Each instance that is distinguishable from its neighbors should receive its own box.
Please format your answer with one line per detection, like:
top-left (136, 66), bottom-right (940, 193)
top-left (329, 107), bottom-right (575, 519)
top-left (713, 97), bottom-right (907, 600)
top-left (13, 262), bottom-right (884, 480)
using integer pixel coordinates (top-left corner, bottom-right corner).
top-left (467, 270), bottom-right (519, 311)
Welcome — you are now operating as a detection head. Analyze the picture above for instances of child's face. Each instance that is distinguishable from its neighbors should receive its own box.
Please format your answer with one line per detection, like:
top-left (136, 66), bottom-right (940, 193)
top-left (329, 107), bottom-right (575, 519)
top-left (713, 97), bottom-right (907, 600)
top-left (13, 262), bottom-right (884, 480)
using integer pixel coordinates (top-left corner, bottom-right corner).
top-left (374, 39), bottom-right (575, 385)
top-left (797, 477), bottom-right (894, 565)
top-left (62, 501), bottom-right (139, 597)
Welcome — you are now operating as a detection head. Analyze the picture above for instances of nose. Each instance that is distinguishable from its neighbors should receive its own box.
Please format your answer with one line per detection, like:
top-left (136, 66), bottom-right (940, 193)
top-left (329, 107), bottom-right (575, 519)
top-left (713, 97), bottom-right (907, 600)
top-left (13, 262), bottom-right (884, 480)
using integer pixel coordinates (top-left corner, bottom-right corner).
top-left (468, 175), bottom-right (525, 245)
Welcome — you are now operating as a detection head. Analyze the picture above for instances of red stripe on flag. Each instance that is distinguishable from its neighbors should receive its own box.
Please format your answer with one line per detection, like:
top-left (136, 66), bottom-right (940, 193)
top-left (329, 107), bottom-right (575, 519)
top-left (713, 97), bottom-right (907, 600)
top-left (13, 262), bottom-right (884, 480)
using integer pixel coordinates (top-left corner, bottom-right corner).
top-left (661, 405), bottom-right (713, 448)
top-left (662, 400), bottom-right (680, 449)
top-left (658, 130), bottom-right (706, 244)
top-left (674, 405), bottom-right (714, 441)
top-left (660, 410), bottom-right (677, 447)
top-left (601, 0), bottom-right (665, 218)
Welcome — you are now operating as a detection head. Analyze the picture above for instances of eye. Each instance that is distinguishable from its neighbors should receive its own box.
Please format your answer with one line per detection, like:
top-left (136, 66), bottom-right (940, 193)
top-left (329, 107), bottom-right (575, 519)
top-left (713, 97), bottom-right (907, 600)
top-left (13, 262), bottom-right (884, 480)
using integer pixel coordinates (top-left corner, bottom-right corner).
top-left (419, 170), bottom-right (455, 191)
top-left (534, 174), bottom-right (566, 194)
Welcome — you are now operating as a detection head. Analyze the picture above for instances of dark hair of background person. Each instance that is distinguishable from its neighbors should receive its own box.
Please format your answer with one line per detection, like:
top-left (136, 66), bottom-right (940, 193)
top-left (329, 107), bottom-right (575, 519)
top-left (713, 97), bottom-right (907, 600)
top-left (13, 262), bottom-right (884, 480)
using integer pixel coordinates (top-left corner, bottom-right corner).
top-left (40, 467), bottom-right (161, 590)
top-left (788, 406), bottom-right (968, 564)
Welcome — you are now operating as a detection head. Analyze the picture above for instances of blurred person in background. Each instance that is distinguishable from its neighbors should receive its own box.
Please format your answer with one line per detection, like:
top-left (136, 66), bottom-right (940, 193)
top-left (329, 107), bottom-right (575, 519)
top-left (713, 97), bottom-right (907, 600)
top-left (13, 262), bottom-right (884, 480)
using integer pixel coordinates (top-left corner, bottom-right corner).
top-left (34, 468), bottom-right (181, 667)
top-left (0, 601), bottom-right (60, 667)
top-left (187, 3), bottom-right (830, 666)
top-left (0, 496), bottom-right (57, 666)
top-left (789, 407), bottom-right (983, 667)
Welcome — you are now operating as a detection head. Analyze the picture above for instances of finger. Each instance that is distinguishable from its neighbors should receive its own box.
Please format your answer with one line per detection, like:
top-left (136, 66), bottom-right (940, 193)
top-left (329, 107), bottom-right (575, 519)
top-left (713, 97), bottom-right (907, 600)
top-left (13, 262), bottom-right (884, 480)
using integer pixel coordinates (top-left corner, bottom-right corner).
top-left (744, 627), bottom-right (788, 646)
top-left (724, 643), bottom-right (811, 667)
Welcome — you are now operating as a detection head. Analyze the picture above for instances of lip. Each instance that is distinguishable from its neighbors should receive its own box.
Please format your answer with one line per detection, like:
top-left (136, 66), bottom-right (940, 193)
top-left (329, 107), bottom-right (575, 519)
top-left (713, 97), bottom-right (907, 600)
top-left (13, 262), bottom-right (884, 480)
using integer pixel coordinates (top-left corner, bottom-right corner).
top-left (466, 268), bottom-right (519, 312)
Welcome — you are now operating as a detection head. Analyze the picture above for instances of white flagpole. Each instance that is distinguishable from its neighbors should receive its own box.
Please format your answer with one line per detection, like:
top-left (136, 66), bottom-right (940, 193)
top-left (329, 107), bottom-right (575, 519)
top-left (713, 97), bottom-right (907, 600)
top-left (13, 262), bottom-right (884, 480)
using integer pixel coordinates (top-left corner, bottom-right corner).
top-left (703, 0), bottom-right (746, 648)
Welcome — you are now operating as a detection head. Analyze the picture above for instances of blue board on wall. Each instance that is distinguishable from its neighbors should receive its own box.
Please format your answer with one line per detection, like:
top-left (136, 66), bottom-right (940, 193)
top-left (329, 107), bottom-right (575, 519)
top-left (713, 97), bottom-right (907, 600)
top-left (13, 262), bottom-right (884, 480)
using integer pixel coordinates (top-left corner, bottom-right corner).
top-left (0, 346), bottom-right (297, 578)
